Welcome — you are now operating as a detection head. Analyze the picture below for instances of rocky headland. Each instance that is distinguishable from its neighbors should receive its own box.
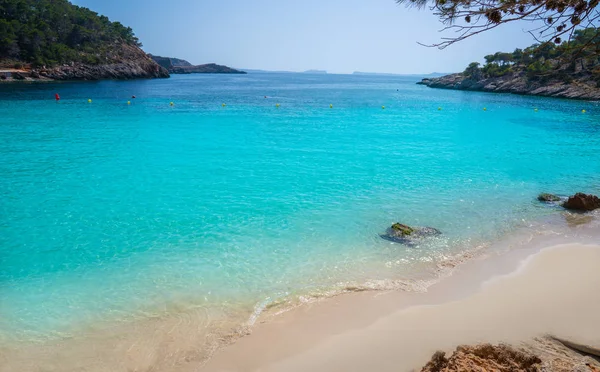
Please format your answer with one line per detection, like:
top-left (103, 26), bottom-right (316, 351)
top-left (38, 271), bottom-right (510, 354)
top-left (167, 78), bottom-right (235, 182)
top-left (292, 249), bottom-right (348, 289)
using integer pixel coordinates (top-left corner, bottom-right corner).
top-left (418, 28), bottom-right (600, 100)
top-left (0, 0), bottom-right (169, 82)
top-left (417, 72), bottom-right (600, 100)
top-left (1, 44), bottom-right (169, 82)
top-left (150, 55), bottom-right (246, 74)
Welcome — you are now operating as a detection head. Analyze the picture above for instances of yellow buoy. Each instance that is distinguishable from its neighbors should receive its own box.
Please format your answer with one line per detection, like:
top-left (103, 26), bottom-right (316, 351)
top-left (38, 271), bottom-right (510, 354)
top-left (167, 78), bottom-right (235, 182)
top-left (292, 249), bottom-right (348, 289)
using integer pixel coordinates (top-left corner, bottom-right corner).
top-left (127, 101), bottom-right (131, 105)
top-left (330, 104), bottom-right (333, 109)
top-left (438, 107), bottom-right (441, 111)
top-left (483, 107), bottom-right (487, 111)
top-left (582, 109), bottom-right (586, 113)
top-left (382, 106), bottom-right (385, 110)
top-left (88, 99), bottom-right (92, 103)
top-left (170, 102), bottom-right (174, 106)
top-left (222, 103), bottom-right (226, 107)
top-left (276, 103), bottom-right (280, 108)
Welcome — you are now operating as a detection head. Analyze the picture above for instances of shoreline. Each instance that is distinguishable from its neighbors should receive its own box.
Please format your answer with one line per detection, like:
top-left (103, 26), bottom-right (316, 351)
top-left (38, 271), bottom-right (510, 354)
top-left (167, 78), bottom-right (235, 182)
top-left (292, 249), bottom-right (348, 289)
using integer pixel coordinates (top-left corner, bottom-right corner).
top-left (2, 216), bottom-right (599, 371)
top-left (201, 241), bottom-right (600, 372)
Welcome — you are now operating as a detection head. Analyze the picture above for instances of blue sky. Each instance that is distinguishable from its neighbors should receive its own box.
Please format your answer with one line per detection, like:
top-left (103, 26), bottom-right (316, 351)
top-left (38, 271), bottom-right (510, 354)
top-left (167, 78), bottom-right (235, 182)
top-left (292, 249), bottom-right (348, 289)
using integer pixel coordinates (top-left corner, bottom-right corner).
top-left (72, 0), bottom-right (541, 74)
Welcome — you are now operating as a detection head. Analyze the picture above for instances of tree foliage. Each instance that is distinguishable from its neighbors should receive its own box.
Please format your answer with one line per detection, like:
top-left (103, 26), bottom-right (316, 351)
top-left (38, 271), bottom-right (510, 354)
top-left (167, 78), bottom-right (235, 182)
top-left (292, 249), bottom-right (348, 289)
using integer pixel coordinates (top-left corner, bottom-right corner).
top-left (0, 0), bottom-right (142, 67)
top-left (462, 28), bottom-right (600, 85)
top-left (395, 0), bottom-right (599, 52)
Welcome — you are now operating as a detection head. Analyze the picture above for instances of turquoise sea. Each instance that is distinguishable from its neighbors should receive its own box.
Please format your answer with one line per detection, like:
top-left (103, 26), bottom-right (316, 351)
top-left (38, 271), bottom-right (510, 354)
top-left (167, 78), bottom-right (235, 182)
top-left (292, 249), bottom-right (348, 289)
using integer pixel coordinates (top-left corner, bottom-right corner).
top-left (1, 73), bottom-right (599, 353)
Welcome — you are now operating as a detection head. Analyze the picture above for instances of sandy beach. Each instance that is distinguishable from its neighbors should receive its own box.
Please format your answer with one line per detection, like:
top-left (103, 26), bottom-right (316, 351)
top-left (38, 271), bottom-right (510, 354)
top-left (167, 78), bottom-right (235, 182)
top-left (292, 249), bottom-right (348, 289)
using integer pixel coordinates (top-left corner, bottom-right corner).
top-left (201, 243), bottom-right (600, 372)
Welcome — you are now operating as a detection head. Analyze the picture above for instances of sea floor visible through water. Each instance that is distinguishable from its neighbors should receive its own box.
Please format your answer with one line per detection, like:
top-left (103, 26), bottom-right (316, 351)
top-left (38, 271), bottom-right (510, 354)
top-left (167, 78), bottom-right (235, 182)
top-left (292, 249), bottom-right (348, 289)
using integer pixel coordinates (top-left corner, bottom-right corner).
top-left (2, 210), bottom-right (599, 372)
top-left (1, 73), bottom-right (599, 370)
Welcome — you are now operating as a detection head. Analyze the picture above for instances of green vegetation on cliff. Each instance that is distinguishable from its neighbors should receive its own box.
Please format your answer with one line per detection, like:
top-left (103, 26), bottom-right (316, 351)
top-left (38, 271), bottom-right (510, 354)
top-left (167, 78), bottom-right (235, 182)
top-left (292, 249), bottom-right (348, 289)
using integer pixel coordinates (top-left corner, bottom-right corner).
top-left (0, 0), bottom-right (141, 67)
top-left (463, 28), bottom-right (600, 87)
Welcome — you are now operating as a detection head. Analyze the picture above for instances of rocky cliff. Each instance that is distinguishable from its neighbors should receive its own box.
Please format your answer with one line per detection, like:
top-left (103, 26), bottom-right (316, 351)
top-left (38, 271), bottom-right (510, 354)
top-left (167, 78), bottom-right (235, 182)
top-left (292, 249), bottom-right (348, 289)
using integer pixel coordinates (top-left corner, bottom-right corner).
top-left (0, 0), bottom-right (169, 82)
top-left (1, 44), bottom-right (169, 82)
top-left (417, 72), bottom-right (600, 100)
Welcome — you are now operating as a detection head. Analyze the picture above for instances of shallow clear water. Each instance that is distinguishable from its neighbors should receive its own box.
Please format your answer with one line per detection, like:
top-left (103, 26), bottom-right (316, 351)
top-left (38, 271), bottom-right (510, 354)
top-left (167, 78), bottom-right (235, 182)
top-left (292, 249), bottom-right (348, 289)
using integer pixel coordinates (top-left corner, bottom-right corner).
top-left (1, 73), bottom-right (599, 343)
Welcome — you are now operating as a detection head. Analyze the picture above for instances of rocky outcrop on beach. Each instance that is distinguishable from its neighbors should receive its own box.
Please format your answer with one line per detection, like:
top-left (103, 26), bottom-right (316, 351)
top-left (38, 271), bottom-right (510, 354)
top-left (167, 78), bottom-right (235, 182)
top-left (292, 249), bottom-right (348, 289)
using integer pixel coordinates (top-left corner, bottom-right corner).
top-left (149, 55), bottom-right (246, 74)
top-left (421, 344), bottom-right (542, 372)
top-left (562, 193), bottom-right (600, 211)
top-left (417, 72), bottom-right (600, 100)
top-left (380, 223), bottom-right (441, 245)
top-left (421, 337), bottom-right (600, 372)
top-left (1, 44), bottom-right (169, 82)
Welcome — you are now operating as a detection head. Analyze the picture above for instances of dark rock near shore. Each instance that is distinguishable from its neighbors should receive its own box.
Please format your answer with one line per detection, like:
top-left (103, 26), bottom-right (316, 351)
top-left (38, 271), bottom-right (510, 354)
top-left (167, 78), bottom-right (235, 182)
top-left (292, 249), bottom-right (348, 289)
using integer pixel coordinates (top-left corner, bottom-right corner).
top-left (380, 223), bottom-right (441, 245)
top-left (562, 193), bottom-right (600, 211)
top-left (417, 72), bottom-right (600, 100)
top-left (537, 193), bottom-right (561, 202)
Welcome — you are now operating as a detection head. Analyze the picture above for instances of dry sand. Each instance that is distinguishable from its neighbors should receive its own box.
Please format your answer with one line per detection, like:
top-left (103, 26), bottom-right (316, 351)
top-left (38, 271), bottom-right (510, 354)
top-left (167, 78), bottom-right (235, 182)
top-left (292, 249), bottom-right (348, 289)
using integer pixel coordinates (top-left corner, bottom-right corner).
top-left (201, 243), bottom-right (600, 372)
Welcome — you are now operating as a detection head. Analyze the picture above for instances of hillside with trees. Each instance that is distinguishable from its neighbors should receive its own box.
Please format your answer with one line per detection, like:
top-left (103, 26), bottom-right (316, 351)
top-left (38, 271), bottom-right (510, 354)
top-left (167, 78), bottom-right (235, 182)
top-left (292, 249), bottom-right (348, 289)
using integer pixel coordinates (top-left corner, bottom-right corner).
top-left (418, 28), bottom-right (600, 100)
top-left (0, 0), bottom-right (168, 80)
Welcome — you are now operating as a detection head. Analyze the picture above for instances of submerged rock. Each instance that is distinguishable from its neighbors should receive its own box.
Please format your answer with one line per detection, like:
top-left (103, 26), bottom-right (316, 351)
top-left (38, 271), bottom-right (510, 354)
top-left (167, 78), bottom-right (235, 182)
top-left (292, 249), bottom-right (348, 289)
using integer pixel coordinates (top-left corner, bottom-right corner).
top-left (537, 193), bottom-right (561, 202)
top-left (563, 193), bottom-right (600, 211)
top-left (420, 344), bottom-right (542, 372)
top-left (380, 223), bottom-right (441, 245)
top-left (390, 223), bottom-right (414, 236)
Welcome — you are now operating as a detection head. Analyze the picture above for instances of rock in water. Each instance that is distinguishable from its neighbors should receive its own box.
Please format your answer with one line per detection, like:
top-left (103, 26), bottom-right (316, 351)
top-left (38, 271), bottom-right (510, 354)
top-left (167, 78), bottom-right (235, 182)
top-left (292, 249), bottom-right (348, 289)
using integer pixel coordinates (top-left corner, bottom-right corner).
top-left (537, 193), bottom-right (561, 202)
top-left (563, 193), bottom-right (600, 211)
top-left (380, 223), bottom-right (441, 245)
top-left (390, 223), bottom-right (414, 236)
top-left (420, 344), bottom-right (542, 372)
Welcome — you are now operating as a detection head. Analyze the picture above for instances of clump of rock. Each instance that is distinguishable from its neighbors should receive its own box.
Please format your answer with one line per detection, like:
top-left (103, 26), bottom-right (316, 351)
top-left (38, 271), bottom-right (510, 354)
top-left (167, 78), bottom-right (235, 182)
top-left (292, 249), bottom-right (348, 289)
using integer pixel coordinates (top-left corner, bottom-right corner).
top-left (380, 223), bottom-right (441, 245)
top-left (562, 193), bottom-right (600, 211)
top-left (420, 344), bottom-right (542, 372)
top-left (537, 193), bottom-right (561, 202)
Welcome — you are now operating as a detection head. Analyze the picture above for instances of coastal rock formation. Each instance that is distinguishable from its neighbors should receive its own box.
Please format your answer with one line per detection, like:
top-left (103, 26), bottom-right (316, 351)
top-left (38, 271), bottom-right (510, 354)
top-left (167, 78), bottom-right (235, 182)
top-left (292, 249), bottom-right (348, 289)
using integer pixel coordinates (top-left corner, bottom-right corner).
top-left (0, 0), bottom-right (169, 82)
top-left (172, 64), bottom-right (246, 74)
top-left (563, 193), bottom-right (600, 211)
top-left (417, 31), bottom-right (600, 101)
top-left (150, 55), bottom-right (246, 74)
top-left (2, 44), bottom-right (169, 81)
top-left (421, 344), bottom-right (542, 372)
top-left (537, 193), bottom-right (562, 202)
top-left (380, 223), bottom-right (441, 244)
top-left (149, 54), bottom-right (192, 70)
top-left (421, 338), bottom-right (600, 372)
top-left (417, 72), bottom-right (600, 100)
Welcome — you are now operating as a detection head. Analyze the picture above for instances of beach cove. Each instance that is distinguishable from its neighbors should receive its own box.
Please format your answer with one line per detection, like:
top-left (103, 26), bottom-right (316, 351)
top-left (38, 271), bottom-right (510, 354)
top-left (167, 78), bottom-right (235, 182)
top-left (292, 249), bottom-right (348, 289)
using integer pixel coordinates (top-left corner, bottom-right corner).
top-left (1, 73), bottom-right (599, 371)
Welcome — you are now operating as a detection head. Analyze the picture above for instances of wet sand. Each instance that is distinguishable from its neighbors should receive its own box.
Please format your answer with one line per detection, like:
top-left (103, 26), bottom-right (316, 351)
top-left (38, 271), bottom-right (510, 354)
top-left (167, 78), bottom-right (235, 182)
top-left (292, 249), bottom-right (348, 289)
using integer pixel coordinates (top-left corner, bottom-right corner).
top-left (201, 243), bottom-right (600, 372)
